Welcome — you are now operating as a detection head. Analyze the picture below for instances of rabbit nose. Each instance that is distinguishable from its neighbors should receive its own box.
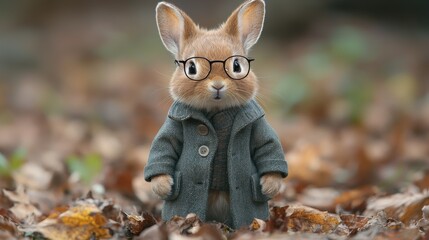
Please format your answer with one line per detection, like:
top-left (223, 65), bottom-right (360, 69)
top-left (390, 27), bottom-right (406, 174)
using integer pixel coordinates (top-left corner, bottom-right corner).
top-left (212, 85), bottom-right (224, 90)
top-left (211, 82), bottom-right (225, 90)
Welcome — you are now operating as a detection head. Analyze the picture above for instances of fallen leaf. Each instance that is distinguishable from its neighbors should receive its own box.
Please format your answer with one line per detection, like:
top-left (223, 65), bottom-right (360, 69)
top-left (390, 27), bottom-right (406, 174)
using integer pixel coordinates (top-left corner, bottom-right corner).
top-left (417, 205), bottom-right (429, 231)
top-left (373, 228), bottom-right (422, 240)
top-left (105, 146), bottom-right (150, 196)
top-left (334, 186), bottom-right (379, 213)
top-left (137, 223), bottom-right (168, 240)
top-left (355, 211), bottom-right (404, 239)
top-left (340, 214), bottom-right (369, 235)
top-left (264, 206), bottom-right (289, 233)
top-left (23, 199), bottom-right (111, 240)
top-left (285, 138), bottom-right (336, 186)
top-left (167, 213), bottom-right (202, 235)
top-left (123, 211), bottom-right (157, 236)
top-left (415, 170), bottom-right (429, 191)
top-left (104, 163), bottom-right (135, 196)
top-left (286, 205), bottom-right (342, 233)
top-left (3, 186), bottom-right (42, 221)
top-left (0, 208), bottom-right (20, 224)
top-left (91, 131), bottom-right (123, 161)
top-left (191, 224), bottom-right (225, 240)
top-left (250, 218), bottom-right (266, 232)
top-left (263, 205), bottom-right (342, 234)
top-left (0, 215), bottom-right (18, 237)
top-left (298, 187), bottom-right (340, 212)
top-left (12, 163), bottom-right (53, 190)
top-left (365, 191), bottom-right (429, 225)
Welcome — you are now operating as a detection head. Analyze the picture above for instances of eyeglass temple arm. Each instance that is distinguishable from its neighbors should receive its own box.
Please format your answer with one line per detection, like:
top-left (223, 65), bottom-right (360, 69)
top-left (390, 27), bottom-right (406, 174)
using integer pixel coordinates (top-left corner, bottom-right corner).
top-left (174, 60), bottom-right (186, 66)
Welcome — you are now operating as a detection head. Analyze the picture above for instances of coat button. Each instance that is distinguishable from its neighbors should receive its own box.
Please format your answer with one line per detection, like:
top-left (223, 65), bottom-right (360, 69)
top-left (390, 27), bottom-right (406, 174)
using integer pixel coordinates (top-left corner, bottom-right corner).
top-left (198, 145), bottom-right (209, 157)
top-left (197, 124), bottom-right (209, 136)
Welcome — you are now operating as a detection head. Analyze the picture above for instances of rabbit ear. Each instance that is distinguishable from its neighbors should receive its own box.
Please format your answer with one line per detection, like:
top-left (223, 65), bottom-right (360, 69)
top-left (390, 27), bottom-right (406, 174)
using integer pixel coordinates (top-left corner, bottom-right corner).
top-left (224, 0), bottom-right (265, 52)
top-left (156, 2), bottom-right (197, 56)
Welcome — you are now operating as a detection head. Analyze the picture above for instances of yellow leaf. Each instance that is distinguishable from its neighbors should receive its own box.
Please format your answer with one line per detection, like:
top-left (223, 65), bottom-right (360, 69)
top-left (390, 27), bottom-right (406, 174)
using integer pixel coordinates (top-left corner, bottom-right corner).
top-left (33, 202), bottom-right (111, 240)
top-left (286, 205), bottom-right (341, 233)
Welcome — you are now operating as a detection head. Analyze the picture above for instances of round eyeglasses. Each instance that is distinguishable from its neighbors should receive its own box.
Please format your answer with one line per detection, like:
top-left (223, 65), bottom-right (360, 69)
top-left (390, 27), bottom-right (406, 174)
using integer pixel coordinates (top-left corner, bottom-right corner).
top-left (174, 55), bottom-right (255, 81)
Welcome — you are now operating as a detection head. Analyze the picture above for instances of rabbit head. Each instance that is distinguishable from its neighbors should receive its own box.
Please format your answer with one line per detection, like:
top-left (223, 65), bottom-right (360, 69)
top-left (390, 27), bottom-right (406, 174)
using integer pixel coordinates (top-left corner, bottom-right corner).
top-left (156, 0), bottom-right (265, 110)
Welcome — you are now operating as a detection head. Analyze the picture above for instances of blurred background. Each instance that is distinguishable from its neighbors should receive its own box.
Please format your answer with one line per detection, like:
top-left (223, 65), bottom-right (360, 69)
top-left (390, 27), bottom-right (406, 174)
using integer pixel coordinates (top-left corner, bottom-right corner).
top-left (0, 0), bottom-right (428, 213)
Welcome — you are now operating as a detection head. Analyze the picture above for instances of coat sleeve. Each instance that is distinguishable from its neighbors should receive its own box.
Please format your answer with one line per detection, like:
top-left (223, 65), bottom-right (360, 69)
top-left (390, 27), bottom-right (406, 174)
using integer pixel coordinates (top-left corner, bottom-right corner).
top-left (144, 117), bottom-right (183, 181)
top-left (250, 117), bottom-right (288, 178)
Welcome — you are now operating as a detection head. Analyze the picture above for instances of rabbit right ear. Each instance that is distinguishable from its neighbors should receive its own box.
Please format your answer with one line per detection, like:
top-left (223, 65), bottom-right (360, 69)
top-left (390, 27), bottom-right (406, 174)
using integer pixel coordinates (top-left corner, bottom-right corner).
top-left (156, 2), bottom-right (197, 56)
top-left (223, 0), bottom-right (265, 53)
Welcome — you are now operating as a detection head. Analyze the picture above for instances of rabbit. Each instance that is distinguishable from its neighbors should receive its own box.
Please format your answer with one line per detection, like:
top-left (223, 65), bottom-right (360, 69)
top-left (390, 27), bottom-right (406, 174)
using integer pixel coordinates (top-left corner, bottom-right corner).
top-left (144, 0), bottom-right (288, 228)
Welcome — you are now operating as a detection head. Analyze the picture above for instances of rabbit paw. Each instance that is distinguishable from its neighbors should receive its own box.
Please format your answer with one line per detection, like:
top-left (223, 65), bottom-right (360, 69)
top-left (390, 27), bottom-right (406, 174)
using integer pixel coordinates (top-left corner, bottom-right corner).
top-left (260, 173), bottom-right (283, 198)
top-left (151, 174), bottom-right (173, 198)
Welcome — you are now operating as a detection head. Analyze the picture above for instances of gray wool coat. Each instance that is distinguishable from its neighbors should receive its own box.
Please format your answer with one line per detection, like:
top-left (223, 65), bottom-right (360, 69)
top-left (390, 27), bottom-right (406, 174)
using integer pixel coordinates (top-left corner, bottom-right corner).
top-left (144, 100), bottom-right (288, 228)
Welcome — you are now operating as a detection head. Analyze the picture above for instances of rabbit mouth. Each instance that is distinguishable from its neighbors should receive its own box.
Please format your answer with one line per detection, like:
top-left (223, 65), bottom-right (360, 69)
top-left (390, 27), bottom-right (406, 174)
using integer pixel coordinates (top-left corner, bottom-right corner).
top-left (213, 91), bottom-right (226, 100)
top-left (214, 93), bottom-right (222, 100)
top-left (210, 89), bottom-right (225, 100)
top-left (209, 82), bottom-right (226, 101)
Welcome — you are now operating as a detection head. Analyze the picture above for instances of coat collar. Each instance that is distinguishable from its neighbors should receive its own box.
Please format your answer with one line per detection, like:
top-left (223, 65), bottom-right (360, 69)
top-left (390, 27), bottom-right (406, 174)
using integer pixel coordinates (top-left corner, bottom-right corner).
top-left (168, 100), bottom-right (265, 129)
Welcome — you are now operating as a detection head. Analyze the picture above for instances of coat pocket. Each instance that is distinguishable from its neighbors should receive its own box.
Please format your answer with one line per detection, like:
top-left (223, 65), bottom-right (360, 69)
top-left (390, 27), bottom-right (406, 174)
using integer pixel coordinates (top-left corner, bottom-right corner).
top-left (162, 171), bottom-right (182, 201)
top-left (250, 173), bottom-right (271, 203)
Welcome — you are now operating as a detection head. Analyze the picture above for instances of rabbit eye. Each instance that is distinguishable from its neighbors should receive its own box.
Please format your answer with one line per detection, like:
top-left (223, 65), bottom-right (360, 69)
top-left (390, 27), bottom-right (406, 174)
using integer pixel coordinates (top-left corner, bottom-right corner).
top-left (233, 59), bottom-right (241, 73)
top-left (188, 61), bottom-right (197, 75)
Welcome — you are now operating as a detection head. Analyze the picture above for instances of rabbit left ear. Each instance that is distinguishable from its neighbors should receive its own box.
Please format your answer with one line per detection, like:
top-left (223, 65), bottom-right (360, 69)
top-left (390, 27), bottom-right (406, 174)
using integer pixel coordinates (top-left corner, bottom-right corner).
top-left (156, 2), bottom-right (197, 56)
top-left (223, 0), bottom-right (265, 53)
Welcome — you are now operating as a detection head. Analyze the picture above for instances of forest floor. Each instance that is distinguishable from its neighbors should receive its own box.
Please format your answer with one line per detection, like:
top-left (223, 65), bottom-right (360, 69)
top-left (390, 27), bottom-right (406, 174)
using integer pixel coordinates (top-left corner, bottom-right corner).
top-left (1, 3), bottom-right (429, 239)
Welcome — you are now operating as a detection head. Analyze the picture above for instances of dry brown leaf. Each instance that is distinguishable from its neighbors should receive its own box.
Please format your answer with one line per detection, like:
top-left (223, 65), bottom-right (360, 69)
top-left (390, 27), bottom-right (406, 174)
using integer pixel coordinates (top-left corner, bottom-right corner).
top-left (415, 170), bottom-right (429, 191)
top-left (334, 186), bottom-right (379, 213)
top-left (265, 206), bottom-right (289, 233)
top-left (250, 218), bottom-right (266, 232)
top-left (286, 205), bottom-right (341, 233)
top-left (0, 208), bottom-right (20, 224)
top-left (25, 201), bottom-right (111, 240)
top-left (365, 191), bottom-right (429, 225)
top-left (123, 211), bottom-right (157, 236)
top-left (372, 228), bottom-right (422, 240)
top-left (190, 224), bottom-right (225, 240)
top-left (103, 163), bottom-right (136, 196)
top-left (0, 215), bottom-right (18, 237)
top-left (264, 205), bottom-right (342, 234)
top-left (353, 211), bottom-right (405, 239)
top-left (298, 187), bottom-right (340, 211)
top-left (137, 223), bottom-right (168, 240)
top-left (167, 213), bottom-right (203, 235)
top-left (285, 139), bottom-right (336, 186)
top-left (417, 205), bottom-right (429, 231)
top-left (12, 163), bottom-right (53, 190)
top-left (340, 214), bottom-right (369, 235)
top-left (2, 187), bottom-right (42, 221)
top-left (91, 131), bottom-right (122, 161)
top-left (402, 137), bottom-right (428, 162)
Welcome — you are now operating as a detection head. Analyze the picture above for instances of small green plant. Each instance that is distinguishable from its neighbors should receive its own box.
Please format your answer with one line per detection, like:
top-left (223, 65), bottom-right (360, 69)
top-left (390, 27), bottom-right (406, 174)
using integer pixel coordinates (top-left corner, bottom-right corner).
top-left (66, 154), bottom-right (102, 185)
top-left (0, 148), bottom-right (26, 177)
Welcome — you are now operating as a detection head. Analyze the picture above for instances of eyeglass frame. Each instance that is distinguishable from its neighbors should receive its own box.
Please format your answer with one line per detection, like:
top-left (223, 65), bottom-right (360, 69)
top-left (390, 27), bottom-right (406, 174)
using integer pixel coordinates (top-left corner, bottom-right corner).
top-left (174, 55), bottom-right (255, 81)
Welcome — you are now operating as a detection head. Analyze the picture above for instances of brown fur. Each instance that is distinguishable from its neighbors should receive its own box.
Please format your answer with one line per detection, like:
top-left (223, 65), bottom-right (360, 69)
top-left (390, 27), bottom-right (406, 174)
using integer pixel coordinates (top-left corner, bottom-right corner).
top-left (157, 0), bottom-right (265, 111)
top-left (170, 30), bottom-right (258, 110)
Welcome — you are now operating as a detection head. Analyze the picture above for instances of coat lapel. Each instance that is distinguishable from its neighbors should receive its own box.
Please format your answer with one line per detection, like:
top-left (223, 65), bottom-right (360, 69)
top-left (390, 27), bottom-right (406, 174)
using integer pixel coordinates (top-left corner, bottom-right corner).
top-left (168, 100), bottom-right (265, 133)
top-left (168, 101), bottom-right (207, 123)
top-left (231, 100), bottom-right (265, 136)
